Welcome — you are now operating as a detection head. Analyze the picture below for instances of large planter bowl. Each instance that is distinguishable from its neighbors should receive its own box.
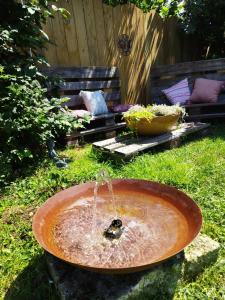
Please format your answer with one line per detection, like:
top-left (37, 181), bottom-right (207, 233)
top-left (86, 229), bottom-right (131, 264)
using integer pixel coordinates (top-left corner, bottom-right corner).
top-left (125, 114), bottom-right (180, 136)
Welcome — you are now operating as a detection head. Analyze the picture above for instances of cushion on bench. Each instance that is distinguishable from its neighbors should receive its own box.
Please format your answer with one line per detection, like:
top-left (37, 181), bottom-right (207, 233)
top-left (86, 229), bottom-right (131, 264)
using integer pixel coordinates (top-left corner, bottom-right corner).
top-left (189, 78), bottom-right (225, 104)
top-left (151, 58), bottom-right (225, 120)
top-left (44, 66), bottom-right (126, 142)
top-left (162, 78), bottom-right (190, 105)
top-left (79, 90), bottom-right (108, 116)
top-left (110, 104), bottom-right (133, 113)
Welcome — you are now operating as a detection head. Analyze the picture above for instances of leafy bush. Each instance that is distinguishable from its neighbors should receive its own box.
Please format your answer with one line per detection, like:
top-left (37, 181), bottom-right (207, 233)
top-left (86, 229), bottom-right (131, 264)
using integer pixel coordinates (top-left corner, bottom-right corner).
top-left (179, 0), bottom-right (225, 58)
top-left (103, 0), bottom-right (182, 16)
top-left (0, 71), bottom-right (84, 161)
top-left (0, 1), bottom-right (88, 184)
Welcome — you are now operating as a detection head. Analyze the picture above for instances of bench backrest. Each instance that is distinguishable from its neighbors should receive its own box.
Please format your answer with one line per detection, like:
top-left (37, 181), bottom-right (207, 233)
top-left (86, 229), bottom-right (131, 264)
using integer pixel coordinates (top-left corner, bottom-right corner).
top-left (151, 58), bottom-right (225, 104)
top-left (45, 66), bottom-right (121, 109)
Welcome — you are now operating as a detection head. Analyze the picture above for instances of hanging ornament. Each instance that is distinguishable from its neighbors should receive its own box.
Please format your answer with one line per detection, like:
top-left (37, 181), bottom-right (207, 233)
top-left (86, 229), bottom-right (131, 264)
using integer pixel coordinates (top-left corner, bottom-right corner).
top-left (117, 34), bottom-right (133, 56)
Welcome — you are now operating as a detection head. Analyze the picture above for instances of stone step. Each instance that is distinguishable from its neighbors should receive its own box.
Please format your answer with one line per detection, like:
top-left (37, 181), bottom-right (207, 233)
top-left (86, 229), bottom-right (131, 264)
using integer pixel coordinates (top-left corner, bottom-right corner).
top-left (46, 234), bottom-right (220, 300)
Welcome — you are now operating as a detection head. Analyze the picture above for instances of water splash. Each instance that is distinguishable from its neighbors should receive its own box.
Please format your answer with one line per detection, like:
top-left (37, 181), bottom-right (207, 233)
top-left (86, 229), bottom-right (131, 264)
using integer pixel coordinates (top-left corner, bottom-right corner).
top-left (53, 195), bottom-right (181, 268)
top-left (53, 173), bottom-right (185, 269)
top-left (93, 170), bottom-right (118, 235)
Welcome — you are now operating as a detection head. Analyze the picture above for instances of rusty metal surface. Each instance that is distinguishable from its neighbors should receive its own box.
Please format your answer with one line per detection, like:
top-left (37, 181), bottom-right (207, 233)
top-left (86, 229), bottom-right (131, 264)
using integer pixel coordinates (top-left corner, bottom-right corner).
top-left (32, 180), bottom-right (202, 274)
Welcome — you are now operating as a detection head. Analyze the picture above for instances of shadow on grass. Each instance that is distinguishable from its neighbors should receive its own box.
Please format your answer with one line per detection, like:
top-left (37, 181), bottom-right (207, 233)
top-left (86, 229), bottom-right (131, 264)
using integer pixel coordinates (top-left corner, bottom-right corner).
top-left (4, 254), bottom-right (59, 300)
top-left (0, 154), bottom-right (51, 192)
top-left (203, 121), bottom-right (225, 140)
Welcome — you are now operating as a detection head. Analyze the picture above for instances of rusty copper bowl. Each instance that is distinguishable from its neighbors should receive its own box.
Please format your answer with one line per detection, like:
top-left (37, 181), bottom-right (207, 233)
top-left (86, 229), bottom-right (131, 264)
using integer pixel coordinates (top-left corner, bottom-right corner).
top-left (32, 179), bottom-right (202, 274)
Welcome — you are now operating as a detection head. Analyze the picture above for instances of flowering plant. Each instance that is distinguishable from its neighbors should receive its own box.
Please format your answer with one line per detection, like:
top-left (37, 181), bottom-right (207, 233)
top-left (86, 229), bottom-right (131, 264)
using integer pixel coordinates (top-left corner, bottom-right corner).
top-left (123, 104), bottom-right (186, 121)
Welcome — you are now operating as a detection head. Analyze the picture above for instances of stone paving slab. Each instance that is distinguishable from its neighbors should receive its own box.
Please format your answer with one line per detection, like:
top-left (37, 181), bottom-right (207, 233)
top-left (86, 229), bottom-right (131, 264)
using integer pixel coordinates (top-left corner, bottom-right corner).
top-left (46, 234), bottom-right (220, 300)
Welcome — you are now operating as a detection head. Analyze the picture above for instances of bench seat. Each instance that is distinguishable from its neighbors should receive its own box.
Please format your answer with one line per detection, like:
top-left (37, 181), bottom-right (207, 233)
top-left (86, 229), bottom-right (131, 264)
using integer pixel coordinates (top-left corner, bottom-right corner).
top-left (90, 112), bottom-right (122, 121)
top-left (45, 66), bottom-right (125, 144)
top-left (183, 101), bottom-right (225, 109)
top-left (66, 122), bottom-right (126, 145)
top-left (151, 58), bottom-right (225, 121)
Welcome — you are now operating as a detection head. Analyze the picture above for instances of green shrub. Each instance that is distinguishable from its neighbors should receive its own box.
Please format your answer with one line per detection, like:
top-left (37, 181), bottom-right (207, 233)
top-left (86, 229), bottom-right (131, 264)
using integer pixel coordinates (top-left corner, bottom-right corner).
top-left (0, 72), bottom-right (84, 159)
top-left (0, 1), bottom-right (89, 185)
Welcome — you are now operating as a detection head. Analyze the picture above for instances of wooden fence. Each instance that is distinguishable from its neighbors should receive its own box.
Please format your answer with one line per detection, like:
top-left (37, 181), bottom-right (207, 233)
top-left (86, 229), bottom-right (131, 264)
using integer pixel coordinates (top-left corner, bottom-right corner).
top-left (43, 0), bottom-right (194, 104)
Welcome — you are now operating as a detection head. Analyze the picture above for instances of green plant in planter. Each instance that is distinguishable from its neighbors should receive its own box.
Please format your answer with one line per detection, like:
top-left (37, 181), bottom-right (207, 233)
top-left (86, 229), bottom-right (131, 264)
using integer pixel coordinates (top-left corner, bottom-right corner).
top-left (152, 104), bottom-right (186, 117)
top-left (124, 104), bottom-right (185, 120)
top-left (123, 106), bottom-right (155, 133)
top-left (123, 105), bottom-right (155, 121)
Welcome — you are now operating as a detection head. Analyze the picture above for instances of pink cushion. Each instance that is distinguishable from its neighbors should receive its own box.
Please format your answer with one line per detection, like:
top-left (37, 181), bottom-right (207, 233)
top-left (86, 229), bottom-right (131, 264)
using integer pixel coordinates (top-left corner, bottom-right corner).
top-left (70, 110), bottom-right (91, 118)
top-left (162, 78), bottom-right (190, 105)
top-left (111, 104), bottom-right (133, 113)
top-left (190, 78), bottom-right (225, 104)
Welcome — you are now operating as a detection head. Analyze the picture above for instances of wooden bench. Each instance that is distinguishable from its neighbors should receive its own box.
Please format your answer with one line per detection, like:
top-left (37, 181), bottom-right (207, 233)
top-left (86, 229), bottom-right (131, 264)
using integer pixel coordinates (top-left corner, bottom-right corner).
top-left (93, 122), bottom-right (210, 159)
top-left (45, 66), bottom-right (126, 145)
top-left (151, 58), bottom-right (225, 120)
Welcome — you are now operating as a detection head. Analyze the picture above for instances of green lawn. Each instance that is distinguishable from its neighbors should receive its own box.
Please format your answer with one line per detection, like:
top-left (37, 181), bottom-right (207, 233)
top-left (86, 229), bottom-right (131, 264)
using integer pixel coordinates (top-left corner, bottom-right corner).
top-left (1, 124), bottom-right (225, 299)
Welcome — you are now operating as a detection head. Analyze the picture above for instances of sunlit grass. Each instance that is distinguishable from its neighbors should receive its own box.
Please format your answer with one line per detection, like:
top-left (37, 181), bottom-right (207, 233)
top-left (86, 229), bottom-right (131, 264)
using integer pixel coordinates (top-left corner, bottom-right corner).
top-left (1, 124), bottom-right (225, 299)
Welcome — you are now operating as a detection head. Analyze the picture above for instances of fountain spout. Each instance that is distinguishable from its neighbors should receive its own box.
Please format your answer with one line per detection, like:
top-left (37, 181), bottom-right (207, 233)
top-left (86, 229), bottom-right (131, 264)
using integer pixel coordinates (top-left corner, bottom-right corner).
top-left (94, 170), bottom-right (122, 239)
top-left (103, 219), bottom-right (124, 240)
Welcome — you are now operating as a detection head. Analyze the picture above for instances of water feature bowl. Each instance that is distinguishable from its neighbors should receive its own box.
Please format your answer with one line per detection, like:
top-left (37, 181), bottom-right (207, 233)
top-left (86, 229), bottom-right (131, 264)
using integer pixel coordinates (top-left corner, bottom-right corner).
top-left (32, 179), bottom-right (202, 274)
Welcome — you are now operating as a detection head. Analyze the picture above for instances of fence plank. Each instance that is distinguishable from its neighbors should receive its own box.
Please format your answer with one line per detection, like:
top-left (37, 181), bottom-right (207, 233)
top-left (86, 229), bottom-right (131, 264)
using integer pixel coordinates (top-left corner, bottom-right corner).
top-left (83, 0), bottom-right (99, 65)
top-left (72, 0), bottom-right (90, 65)
top-left (52, 8), bottom-right (70, 66)
top-left (93, 0), bottom-right (108, 66)
top-left (103, 3), bottom-right (115, 66)
top-left (62, 0), bottom-right (81, 65)
top-left (42, 20), bottom-right (57, 66)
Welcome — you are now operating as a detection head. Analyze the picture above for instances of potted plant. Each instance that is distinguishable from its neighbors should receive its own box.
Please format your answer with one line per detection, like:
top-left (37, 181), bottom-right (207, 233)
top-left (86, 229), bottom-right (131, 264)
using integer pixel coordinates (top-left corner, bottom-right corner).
top-left (123, 104), bottom-right (186, 135)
